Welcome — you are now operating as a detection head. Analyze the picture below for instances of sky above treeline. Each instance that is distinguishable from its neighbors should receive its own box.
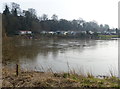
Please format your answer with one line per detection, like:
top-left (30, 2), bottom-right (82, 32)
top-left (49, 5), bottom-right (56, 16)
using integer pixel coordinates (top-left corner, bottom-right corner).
top-left (0, 0), bottom-right (119, 28)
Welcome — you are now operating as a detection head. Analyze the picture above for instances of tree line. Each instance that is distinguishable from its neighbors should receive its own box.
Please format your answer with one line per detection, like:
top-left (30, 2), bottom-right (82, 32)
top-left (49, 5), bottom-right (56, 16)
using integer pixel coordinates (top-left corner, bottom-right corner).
top-left (2, 2), bottom-right (116, 36)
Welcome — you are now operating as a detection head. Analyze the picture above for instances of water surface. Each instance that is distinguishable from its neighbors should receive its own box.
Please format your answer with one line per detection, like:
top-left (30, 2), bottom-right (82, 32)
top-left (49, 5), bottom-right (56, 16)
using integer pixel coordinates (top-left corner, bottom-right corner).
top-left (6, 39), bottom-right (118, 76)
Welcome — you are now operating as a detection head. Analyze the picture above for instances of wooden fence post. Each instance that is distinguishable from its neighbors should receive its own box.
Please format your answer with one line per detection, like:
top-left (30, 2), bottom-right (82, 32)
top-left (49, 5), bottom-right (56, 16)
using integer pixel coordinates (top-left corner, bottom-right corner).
top-left (16, 64), bottom-right (19, 76)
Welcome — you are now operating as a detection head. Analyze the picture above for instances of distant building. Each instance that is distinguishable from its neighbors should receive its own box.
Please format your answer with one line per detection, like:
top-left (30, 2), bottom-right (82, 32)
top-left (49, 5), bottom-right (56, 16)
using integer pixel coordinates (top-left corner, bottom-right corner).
top-left (19, 31), bottom-right (32, 35)
top-left (103, 30), bottom-right (117, 35)
top-left (81, 31), bottom-right (86, 34)
top-left (88, 31), bottom-right (94, 34)
top-left (41, 31), bottom-right (47, 34)
top-left (63, 31), bottom-right (68, 35)
top-left (97, 31), bottom-right (102, 34)
top-left (48, 31), bottom-right (55, 35)
top-left (109, 30), bottom-right (117, 35)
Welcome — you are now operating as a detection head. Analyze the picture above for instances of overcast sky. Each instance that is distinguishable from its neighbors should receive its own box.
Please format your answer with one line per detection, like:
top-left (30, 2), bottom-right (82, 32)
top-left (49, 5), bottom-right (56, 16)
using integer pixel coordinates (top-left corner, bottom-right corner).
top-left (0, 0), bottom-right (119, 28)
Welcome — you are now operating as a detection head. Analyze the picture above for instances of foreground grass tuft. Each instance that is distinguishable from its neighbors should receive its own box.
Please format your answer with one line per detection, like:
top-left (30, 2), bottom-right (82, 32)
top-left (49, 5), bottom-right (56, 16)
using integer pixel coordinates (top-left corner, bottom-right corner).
top-left (2, 67), bottom-right (119, 88)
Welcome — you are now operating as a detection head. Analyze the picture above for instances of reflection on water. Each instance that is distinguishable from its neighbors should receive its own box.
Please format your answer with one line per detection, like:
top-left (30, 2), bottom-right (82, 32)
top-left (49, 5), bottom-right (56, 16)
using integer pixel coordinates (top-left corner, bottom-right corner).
top-left (3, 38), bottom-right (118, 76)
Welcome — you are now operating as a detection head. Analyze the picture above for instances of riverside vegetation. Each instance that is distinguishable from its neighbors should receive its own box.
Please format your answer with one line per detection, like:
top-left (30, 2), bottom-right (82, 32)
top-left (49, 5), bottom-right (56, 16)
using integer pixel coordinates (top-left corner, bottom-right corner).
top-left (2, 65), bottom-right (119, 87)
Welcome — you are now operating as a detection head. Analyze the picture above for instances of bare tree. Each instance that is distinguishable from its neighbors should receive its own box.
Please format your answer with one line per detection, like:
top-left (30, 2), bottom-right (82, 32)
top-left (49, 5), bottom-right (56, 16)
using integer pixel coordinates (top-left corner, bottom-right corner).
top-left (41, 14), bottom-right (48, 21)
top-left (28, 8), bottom-right (37, 18)
top-left (51, 14), bottom-right (58, 21)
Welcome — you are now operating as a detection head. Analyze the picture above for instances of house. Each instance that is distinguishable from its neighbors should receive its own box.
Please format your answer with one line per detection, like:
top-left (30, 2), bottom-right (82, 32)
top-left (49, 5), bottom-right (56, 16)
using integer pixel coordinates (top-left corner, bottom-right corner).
top-left (48, 31), bottom-right (55, 35)
top-left (19, 31), bottom-right (32, 35)
top-left (81, 31), bottom-right (86, 34)
top-left (109, 30), bottom-right (117, 35)
top-left (103, 30), bottom-right (117, 35)
top-left (89, 31), bottom-right (94, 34)
top-left (97, 31), bottom-right (102, 34)
top-left (63, 31), bottom-right (68, 35)
top-left (41, 31), bottom-right (47, 34)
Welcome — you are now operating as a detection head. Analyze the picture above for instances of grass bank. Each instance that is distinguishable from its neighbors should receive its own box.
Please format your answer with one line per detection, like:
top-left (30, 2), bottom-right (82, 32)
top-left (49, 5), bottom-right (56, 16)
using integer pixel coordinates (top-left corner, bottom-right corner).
top-left (98, 35), bottom-right (118, 39)
top-left (2, 66), bottom-right (119, 88)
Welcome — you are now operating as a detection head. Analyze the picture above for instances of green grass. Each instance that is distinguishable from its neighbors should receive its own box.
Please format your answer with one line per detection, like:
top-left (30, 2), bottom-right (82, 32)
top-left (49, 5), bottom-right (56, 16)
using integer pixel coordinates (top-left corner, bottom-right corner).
top-left (98, 35), bottom-right (118, 39)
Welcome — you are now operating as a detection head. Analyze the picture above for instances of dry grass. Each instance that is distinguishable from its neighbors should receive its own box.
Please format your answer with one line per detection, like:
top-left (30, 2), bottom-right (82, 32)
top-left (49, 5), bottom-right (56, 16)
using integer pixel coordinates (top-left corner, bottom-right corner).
top-left (2, 66), bottom-right (119, 88)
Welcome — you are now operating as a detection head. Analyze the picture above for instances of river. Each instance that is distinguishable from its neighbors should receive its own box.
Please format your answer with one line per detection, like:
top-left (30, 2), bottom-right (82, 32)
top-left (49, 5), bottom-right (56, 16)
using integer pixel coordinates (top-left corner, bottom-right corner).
top-left (5, 39), bottom-right (118, 76)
